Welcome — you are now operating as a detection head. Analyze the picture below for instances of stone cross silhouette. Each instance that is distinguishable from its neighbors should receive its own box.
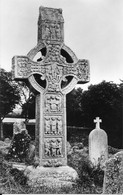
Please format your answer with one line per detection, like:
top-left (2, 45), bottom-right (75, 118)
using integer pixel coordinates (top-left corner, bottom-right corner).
top-left (12, 6), bottom-right (90, 167)
top-left (94, 117), bottom-right (102, 129)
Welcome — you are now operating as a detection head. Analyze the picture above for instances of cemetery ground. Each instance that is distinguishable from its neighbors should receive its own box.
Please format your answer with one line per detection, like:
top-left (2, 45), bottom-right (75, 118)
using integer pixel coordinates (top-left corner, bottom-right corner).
top-left (0, 129), bottom-right (122, 194)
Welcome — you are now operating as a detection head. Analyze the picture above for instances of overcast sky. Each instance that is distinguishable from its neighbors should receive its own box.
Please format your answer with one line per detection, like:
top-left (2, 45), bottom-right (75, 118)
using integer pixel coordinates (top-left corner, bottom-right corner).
top-left (0, 0), bottom-right (123, 89)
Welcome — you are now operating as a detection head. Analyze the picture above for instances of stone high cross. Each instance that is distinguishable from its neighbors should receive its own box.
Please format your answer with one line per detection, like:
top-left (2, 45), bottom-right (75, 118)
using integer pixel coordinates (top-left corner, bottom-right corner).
top-left (12, 6), bottom-right (90, 167)
top-left (94, 117), bottom-right (102, 129)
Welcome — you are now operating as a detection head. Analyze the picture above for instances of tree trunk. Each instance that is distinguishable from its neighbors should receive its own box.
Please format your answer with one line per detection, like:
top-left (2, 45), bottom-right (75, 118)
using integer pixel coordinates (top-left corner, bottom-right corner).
top-left (0, 119), bottom-right (4, 140)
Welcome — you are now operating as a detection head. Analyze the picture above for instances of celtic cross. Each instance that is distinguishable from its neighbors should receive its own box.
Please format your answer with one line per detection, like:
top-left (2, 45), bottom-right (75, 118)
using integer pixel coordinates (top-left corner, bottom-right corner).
top-left (12, 6), bottom-right (90, 167)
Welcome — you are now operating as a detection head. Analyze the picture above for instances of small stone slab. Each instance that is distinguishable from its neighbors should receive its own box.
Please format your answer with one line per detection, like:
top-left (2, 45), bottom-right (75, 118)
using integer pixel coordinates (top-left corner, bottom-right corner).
top-left (103, 151), bottom-right (123, 194)
top-left (0, 140), bottom-right (11, 155)
top-left (24, 165), bottom-right (78, 188)
top-left (12, 163), bottom-right (27, 171)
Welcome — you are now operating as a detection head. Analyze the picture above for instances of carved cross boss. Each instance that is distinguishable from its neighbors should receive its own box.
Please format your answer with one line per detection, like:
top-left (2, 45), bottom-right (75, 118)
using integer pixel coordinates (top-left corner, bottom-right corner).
top-left (12, 6), bottom-right (90, 166)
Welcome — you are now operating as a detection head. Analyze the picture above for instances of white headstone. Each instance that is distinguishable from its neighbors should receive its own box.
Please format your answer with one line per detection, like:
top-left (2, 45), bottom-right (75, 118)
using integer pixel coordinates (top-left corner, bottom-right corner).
top-left (89, 117), bottom-right (108, 166)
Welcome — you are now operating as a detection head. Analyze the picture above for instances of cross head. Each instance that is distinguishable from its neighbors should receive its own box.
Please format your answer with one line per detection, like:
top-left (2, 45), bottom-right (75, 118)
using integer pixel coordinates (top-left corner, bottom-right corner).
top-left (12, 6), bottom-right (90, 167)
top-left (94, 117), bottom-right (102, 129)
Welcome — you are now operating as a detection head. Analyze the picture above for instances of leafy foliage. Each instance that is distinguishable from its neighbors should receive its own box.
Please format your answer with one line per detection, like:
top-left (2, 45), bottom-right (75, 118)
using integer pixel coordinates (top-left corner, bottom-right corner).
top-left (21, 94), bottom-right (35, 119)
top-left (66, 88), bottom-right (83, 126)
top-left (0, 69), bottom-right (20, 121)
top-left (14, 79), bottom-right (122, 148)
top-left (10, 168), bottom-right (27, 185)
top-left (6, 131), bottom-right (31, 162)
top-left (67, 81), bottom-right (122, 148)
top-left (81, 81), bottom-right (122, 127)
top-left (0, 153), bottom-right (27, 194)
top-left (80, 81), bottom-right (122, 147)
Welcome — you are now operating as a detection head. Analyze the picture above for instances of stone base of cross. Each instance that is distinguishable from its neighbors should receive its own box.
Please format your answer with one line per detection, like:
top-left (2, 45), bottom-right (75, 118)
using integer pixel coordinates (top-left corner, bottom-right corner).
top-left (12, 6), bottom-right (90, 168)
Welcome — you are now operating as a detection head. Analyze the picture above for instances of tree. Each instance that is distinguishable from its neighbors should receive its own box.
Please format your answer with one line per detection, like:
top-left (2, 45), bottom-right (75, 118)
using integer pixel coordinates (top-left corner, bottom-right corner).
top-left (15, 81), bottom-right (35, 123)
top-left (18, 80), bottom-right (123, 148)
top-left (81, 81), bottom-right (122, 148)
top-left (0, 69), bottom-right (20, 139)
top-left (66, 88), bottom-right (83, 126)
top-left (21, 94), bottom-right (35, 120)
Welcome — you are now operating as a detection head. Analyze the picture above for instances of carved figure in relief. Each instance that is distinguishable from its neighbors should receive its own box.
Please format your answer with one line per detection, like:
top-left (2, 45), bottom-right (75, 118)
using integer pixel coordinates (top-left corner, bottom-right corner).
top-left (45, 23), bottom-right (61, 41)
top-left (51, 139), bottom-right (57, 157)
top-left (44, 138), bottom-right (62, 157)
top-left (50, 24), bottom-right (56, 40)
top-left (46, 63), bottom-right (62, 92)
top-left (45, 96), bottom-right (51, 112)
top-left (56, 138), bottom-right (62, 156)
top-left (57, 117), bottom-right (62, 134)
top-left (45, 140), bottom-right (51, 156)
top-left (56, 96), bottom-right (62, 112)
top-left (55, 24), bottom-right (61, 40)
top-left (50, 96), bottom-right (58, 111)
top-left (45, 117), bottom-right (51, 134)
top-left (44, 116), bottom-right (62, 135)
top-left (51, 117), bottom-right (56, 134)
top-left (48, 83), bottom-right (60, 92)
top-left (45, 94), bottom-right (62, 113)
top-left (45, 24), bottom-right (50, 39)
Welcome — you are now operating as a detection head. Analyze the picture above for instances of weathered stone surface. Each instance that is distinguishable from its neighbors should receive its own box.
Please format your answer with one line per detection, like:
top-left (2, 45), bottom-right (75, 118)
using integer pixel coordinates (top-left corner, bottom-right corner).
top-left (0, 140), bottom-right (11, 155)
top-left (27, 142), bottom-right (35, 161)
top-left (13, 119), bottom-right (26, 135)
top-left (12, 6), bottom-right (90, 168)
top-left (24, 165), bottom-right (78, 188)
top-left (12, 163), bottom-right (27, 171)
top-left (103, 151), bottom-right (123, 194)
top-left (7, 120), bottom-right (31, 162)
top-left (89, 117), bottom-right (108, 166)
top-left (4, 138), bottom-right (11, 144)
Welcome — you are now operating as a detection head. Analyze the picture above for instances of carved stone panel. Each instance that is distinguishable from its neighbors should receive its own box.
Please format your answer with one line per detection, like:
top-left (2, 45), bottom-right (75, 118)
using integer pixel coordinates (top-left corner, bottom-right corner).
top-left (44, 116), bottom-right (63, 135)
top-left (44, 93), bottom-right (63, 113)
top-left (38, 7), bottom-right (64, 43)
top-left (12, 56), bottom-right (46, 80)
top-left (45, 44), bottom-right (65, 63)
top-left (63, 59), bottom-right (90, 83)
top-left (76, 60), bottom-right (90, 82)
top-left (46, 63), bottom-right (63, 92)
top-left (44, 138), bottom-right (63, 158)
top-left (42, 22), bottom-right (63, 41)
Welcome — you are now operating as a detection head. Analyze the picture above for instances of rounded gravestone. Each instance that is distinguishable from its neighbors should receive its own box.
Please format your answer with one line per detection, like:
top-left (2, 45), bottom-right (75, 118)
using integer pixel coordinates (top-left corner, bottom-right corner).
top-left (89, 117), bottom-right (108, 166)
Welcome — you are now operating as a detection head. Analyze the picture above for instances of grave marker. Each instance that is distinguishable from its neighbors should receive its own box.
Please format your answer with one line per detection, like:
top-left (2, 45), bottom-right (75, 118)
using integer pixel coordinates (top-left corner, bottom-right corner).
top-left (94, 117), bottom-right (102, 129)
top-left (13, 119), bottom-right (26, 135)
top-left (89, 117), bottom-right (108, 166)
top-left (12, 6), bottom-right (90, 167)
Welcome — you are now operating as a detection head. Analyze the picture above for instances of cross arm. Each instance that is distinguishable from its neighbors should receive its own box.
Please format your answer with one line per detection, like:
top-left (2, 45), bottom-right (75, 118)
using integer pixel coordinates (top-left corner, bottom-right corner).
top-left (63, 59), bottom-right (90, 84)
top-left (12, 56), bottom-right (45, 80)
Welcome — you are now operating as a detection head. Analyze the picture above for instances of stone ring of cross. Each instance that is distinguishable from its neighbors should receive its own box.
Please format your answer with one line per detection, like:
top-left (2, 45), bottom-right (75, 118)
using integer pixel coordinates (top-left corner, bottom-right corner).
top-left (27, 42), bottom-right (87, 94)
top-left (13, 41), bottom-right (89, 94)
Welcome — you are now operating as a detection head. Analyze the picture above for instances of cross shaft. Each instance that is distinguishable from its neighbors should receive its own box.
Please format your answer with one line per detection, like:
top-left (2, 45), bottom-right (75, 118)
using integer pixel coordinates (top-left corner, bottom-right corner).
top-left (12, 6), bottom-right (90, 167)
